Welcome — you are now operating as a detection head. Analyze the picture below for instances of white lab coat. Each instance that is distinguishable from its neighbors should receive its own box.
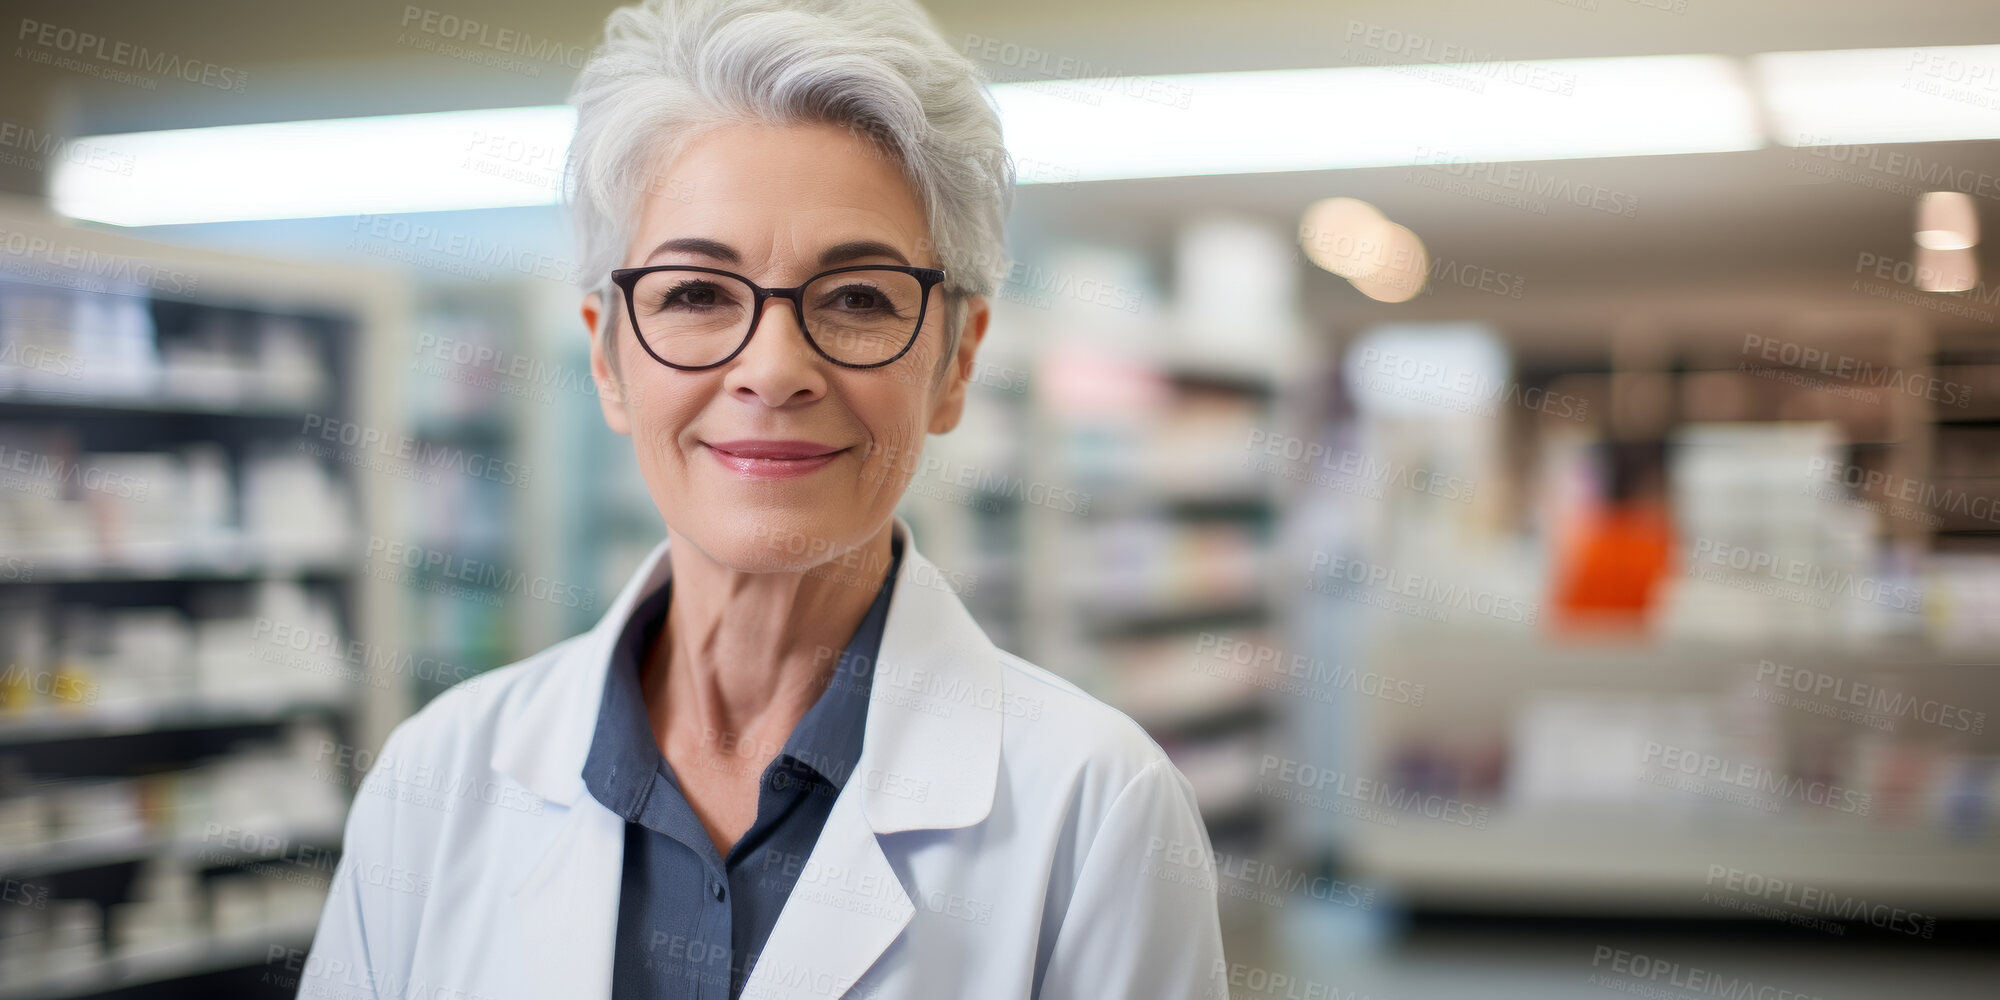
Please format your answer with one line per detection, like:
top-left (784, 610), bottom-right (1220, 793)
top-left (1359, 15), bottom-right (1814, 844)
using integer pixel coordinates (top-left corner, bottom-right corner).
top-left (299, 516), bottom-right (1229, 1000)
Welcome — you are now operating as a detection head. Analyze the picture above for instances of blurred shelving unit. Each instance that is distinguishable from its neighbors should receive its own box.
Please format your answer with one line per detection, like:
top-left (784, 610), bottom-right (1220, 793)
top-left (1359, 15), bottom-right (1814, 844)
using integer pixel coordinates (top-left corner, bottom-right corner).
top-left (1325, 311), bottom-right (2000, 919)
top-left (397, 283), bottom-right (538, 708)
top-left (0, 198), bottom-right (408, 996)
top-left (903, 220), bottom-right (1311, 856)
top-left (506, 277), bottom-right (663, 652)
top-left (1343, 633), bottom-right (2000, 914)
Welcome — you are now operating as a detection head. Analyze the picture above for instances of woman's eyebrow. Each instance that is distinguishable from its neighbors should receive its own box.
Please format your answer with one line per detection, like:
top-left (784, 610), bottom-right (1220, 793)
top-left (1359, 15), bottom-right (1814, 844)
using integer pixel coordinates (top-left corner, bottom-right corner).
top-left (818, 239), bottom-right (911, 268)
top-left (640, 237), bottom-right (912, 269)
top-left (645, 236), bottom-right (739, 264)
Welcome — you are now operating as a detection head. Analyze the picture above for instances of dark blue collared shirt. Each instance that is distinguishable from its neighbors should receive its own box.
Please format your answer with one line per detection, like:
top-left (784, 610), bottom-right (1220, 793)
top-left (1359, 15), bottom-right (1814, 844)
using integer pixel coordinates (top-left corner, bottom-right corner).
top-left (583, 536), bottom-right (900, 1000)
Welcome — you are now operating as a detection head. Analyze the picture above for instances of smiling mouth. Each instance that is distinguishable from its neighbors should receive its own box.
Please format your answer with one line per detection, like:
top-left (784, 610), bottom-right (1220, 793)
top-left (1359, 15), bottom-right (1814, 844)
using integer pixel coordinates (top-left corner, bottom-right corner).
top-left (701, 440), bottom-right (847, 479)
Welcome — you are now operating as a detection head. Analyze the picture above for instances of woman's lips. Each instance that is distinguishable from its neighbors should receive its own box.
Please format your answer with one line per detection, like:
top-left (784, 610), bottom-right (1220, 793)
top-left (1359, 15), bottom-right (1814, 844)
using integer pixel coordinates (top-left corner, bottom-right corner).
top-left (702, 440), bottom-right (846, 479)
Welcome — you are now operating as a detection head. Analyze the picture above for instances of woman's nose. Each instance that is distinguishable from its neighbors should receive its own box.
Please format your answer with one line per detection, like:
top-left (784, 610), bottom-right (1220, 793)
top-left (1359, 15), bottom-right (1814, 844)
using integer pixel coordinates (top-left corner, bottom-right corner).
top-left (723, 296), bottom-right (828, 407)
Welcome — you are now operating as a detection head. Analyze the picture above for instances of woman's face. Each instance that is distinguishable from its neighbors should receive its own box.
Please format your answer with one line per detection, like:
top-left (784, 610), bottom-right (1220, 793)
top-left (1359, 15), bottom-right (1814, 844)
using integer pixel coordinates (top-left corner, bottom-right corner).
top-left (584, 121), bottom-right (988, 574)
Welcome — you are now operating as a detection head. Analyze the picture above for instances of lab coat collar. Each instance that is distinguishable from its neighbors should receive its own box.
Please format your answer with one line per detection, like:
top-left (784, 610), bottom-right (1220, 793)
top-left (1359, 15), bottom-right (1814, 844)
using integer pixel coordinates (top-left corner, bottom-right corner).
top-left (487, 514), bottom-right (1002, 834)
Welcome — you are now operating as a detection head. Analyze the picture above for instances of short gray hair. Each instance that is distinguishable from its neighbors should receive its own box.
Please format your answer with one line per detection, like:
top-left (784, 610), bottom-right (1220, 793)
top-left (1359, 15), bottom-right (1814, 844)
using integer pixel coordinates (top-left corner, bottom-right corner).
top-left (567, 0), bottom-right (1015, 370)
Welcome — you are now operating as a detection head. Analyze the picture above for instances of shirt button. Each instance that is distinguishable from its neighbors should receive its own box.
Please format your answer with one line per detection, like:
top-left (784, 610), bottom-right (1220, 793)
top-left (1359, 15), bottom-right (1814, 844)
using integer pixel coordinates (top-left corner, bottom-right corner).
top-left (712, 881), bottom-right (725, 901)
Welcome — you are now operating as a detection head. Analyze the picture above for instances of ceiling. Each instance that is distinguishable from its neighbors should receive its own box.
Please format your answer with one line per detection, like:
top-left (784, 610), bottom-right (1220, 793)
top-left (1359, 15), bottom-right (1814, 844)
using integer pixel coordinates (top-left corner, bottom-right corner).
top-left (5, 0), bottom-right (2000, 349)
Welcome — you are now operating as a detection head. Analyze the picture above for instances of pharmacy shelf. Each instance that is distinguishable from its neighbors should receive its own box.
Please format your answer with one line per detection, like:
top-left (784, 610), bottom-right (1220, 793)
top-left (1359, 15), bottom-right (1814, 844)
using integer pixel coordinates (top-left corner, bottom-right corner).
top-left (0, 201), bottom-right (410, 994)
top-left (0, 553), bottom-right (353, 585)
top-left (1347, 806), bottom-right (2000, 916)
top-left (1309, 322), bottom-right (2000, 915)
top-left (0, 387), bottom-right (326, 419)
top-left (0, 821), bottom-right (343, 879)
top-left (1019, 354), bottom-right (1295, 856)
top-left (0, 914), bottom-right (322, 1000)
top-left (0, 697), bottom-right (345, 748)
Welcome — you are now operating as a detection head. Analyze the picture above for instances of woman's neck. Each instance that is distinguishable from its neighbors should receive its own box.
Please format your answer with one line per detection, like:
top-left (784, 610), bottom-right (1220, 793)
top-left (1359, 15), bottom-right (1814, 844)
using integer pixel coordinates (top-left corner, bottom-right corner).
top-left (641, 521), bottom-right (897, 764)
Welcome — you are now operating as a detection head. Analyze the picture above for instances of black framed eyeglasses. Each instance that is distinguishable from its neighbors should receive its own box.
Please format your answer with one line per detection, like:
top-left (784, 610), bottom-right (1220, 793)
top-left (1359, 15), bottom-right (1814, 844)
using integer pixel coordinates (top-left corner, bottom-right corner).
top-left (607, 263), bottom-right (948, 370)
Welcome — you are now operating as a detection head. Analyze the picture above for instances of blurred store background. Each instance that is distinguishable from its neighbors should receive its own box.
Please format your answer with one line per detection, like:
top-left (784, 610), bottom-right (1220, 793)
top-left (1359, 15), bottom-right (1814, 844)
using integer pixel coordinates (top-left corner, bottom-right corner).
top-left (1, 0), bottom-right (1998, 996)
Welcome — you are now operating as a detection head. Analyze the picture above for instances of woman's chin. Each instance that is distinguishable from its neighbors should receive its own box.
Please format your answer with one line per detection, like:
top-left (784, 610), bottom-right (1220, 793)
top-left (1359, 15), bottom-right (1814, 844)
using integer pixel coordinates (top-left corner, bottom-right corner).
top-left (680, 514), bottom-right (876, 575)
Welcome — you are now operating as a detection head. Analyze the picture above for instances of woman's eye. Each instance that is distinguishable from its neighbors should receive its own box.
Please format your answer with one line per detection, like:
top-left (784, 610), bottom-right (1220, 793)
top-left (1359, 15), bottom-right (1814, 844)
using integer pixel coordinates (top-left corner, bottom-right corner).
top-left (663, 282), bottom-right (720, 308)
top-left (833, 286), bottom-right (888, 311)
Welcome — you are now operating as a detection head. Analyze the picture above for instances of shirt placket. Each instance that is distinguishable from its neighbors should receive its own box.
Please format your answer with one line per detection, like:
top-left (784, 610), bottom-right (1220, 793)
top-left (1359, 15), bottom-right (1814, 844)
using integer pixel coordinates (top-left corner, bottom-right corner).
top-left (642, 767), bottom-right (737, 1000)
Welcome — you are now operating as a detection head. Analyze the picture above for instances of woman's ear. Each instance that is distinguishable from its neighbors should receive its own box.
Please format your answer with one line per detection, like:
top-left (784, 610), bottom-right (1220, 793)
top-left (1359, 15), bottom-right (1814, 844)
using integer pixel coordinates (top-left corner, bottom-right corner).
top-left (928, 295), bottom-right (991, 435)
top-left (583, 290), bottom-right (632, 435)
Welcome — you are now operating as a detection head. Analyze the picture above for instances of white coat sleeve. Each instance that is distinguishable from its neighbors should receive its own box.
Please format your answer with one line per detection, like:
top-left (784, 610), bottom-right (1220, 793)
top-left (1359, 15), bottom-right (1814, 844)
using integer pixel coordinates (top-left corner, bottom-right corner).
top-left (296, 722), bottom-right (421, 1000)
top-left (1037, 756), bottom-right (1231, 1000)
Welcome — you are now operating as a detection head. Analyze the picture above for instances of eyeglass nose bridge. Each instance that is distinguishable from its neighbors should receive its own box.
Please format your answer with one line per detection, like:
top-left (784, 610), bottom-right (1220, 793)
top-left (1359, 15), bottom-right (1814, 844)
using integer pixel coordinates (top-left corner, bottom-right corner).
top-left (740, 282), bottom-right (813, 347)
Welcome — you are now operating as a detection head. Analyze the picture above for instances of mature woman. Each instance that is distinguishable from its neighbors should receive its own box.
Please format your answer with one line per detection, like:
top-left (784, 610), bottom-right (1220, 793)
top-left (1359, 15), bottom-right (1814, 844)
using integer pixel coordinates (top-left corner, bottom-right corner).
top-left (302, 1), bottom-right (1226, 997)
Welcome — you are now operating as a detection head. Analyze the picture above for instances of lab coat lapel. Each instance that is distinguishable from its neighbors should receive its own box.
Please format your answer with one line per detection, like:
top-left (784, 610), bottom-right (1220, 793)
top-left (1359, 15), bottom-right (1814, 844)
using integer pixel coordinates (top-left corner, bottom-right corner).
top-left (503, 798), bottom-right (628, 1000)
top-left (492, 539), bottom-right (672, 1000)
top-left (742, 522), bottom-right (1005, 998)
top-left (736, 783), bottom-right (914, 999)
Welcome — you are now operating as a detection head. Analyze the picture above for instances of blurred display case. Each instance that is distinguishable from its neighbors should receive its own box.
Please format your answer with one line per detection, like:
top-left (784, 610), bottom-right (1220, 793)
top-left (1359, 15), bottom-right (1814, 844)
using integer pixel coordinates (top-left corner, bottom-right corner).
top-left (0, 200), bottom-right (408, 997)
top-left (902, 219), bottom-right (1312, 861)
top-left (1314, 313), bottom-right (2000, 918)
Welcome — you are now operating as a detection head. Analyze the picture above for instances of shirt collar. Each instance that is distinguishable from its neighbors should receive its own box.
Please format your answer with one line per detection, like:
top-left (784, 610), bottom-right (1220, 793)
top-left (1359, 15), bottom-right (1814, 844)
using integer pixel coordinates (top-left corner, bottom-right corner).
top-left (581, 534), bottom-right (903, 818)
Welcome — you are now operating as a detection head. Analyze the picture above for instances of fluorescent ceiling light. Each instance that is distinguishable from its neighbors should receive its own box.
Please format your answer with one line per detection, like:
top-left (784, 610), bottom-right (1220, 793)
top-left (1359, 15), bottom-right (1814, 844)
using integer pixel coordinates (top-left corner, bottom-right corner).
top-left (991, 54), bottom-right (1763, 183)
top-left (52, 105), bottom-right (576, 226)
top-left (1758, 44), bottom-right (2000, 147)
top-left (53, 44), bottom-right (2000, 225)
